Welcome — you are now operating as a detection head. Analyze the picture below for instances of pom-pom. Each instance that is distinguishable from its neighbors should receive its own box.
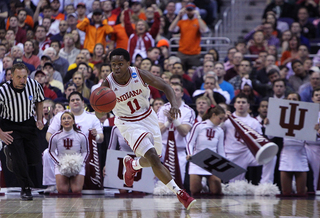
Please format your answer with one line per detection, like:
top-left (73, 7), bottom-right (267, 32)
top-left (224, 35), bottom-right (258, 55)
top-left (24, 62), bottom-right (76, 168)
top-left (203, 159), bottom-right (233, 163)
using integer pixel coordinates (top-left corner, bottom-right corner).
top-left (222, 180), bottom-right (255, 195)
top-left (221, 180), bottom-right (280, 196)
top-left (255, 183), bottom-right (280, 196)
top-left (59, 153), bottom-right (84, 177)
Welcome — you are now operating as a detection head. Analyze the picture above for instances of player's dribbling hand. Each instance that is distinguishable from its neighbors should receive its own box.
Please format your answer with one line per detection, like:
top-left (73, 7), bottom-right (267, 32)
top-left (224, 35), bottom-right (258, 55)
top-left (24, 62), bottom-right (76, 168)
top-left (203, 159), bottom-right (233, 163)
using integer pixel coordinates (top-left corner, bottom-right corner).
top-left (169, 107), bottom-right (181, 120)
top-left (36, 120), bottom-right (44, 130)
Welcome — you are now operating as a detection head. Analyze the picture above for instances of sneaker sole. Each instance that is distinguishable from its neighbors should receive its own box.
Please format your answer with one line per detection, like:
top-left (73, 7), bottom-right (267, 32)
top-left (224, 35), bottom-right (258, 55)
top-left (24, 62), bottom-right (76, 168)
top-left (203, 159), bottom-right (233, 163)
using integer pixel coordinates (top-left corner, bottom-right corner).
top-left (186, 199), bottom-right (196, 210)
top-left (122, 156), bottom-right (130, 186)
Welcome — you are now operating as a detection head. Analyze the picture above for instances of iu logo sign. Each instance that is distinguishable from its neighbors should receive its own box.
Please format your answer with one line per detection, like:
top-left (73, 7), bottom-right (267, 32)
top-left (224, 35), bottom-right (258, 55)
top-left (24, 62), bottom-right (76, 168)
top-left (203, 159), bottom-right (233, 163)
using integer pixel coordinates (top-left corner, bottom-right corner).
top-left (63, 138), bottom-right (73, 149)
top-left (190, 148), bottom-right (246, 181)
top-left (279, 103), bottom-right (308, 136)
top-left (265, 98), bottom-right (319, 141)
top-left (206, 129), bottom-right (215, 140)
top-left (104, 150), bottom-right (155, 193)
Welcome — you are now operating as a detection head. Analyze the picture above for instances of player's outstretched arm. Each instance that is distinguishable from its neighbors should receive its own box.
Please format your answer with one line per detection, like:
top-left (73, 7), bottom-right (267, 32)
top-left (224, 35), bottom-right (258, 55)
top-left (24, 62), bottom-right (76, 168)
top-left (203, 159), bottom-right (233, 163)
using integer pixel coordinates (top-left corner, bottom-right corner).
top-left (139, 69), bottom-right (181, 118)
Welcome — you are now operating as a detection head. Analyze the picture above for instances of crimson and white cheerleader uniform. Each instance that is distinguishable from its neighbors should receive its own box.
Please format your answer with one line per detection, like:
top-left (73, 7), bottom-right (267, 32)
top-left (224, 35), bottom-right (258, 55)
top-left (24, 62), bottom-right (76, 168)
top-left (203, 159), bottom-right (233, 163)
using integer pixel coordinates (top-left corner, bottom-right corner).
top-left (48, 128), bottom-right (89, 176)
top-left (43, 110), bottom-right (102, 185)
top-left (187, 119), bottom-right (225, 175)
top-left (279, 138), bottom-right (308, 172)
top-left (106, 67), bottom-right (162, 157)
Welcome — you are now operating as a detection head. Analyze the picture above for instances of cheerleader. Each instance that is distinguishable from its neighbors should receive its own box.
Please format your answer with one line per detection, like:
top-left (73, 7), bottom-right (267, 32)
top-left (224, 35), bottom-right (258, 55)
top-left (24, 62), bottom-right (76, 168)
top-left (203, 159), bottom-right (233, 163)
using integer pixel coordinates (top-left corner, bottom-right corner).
top-left (279, 93), bottom-right (308, 195)
top-left (48, 111), bottom-right (89, 193)
top-left (186, 105), bottom-right (226, 195)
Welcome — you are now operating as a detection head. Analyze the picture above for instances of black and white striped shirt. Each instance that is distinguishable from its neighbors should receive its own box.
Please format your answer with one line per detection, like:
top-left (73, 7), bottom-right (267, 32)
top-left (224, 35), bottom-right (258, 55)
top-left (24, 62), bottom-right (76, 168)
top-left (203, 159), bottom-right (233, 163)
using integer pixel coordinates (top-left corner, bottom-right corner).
top-left (0, 78), bottom-right (45, 122)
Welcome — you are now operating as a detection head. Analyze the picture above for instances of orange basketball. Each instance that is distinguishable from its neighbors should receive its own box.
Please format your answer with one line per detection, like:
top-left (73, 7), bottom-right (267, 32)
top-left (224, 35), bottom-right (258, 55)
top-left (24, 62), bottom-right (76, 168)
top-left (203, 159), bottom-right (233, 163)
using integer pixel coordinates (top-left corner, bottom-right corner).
top-left (90, 87), bottom-right (116, 113)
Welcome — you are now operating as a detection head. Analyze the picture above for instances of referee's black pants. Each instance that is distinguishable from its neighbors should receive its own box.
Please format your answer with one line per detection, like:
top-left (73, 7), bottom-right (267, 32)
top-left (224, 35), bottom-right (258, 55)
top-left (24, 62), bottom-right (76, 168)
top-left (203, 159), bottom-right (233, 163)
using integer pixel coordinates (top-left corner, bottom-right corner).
top-left (1, 118), bottom-right (41, 189)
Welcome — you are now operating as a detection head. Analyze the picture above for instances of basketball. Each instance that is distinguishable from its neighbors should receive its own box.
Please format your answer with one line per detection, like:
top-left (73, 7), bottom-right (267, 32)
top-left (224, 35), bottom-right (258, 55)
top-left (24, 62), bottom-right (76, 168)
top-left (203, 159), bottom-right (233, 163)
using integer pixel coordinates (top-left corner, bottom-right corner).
top-left (90, 87), bottom-right (116, 113)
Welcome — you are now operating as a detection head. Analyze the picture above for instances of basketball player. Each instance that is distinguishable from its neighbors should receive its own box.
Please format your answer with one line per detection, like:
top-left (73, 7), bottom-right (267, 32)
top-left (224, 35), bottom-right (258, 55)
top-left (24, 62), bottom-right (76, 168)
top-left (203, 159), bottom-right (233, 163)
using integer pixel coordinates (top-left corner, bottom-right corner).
top-left (186, 105), bottom-right (225, 195)
top-left (224, 93), bottom-right (276, 183)
top-left (305, 88), bottom-right (320, 192)
top-left (48, 111), bottom-right (89, 193)
top-left (97, 48), bottom-right (196, 210)
top-left (42, 92), bottom-right (104, 193)
top-left (158, 83), bottom-right (196, 184)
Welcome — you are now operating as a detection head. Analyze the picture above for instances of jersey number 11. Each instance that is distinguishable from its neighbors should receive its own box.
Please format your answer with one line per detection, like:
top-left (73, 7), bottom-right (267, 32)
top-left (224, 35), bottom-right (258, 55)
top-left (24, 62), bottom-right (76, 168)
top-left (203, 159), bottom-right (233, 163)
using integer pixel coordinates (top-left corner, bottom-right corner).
top-left (127, 98), bottom-right (141, 114)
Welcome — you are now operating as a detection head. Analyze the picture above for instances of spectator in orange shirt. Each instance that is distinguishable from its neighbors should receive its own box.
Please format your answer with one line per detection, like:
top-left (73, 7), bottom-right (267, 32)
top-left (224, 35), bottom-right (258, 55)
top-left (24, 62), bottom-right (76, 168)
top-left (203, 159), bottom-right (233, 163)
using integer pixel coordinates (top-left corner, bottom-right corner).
top-left (168, 3), bottom-right (208, 70)
top-left (102, 0), bottom-right (118, 26)
top-left (17, 9), bottom-right (32, 31)
top-left (76, 9), bottom-right (113, 53)
top-left (6, 2), bottom-right (34, 31)
top-left (109, 11), bottom-right (131, 50)
top-left (131, 0), bottom-right (147, 20)
top-left (50, 0), bottom-right (65, 21)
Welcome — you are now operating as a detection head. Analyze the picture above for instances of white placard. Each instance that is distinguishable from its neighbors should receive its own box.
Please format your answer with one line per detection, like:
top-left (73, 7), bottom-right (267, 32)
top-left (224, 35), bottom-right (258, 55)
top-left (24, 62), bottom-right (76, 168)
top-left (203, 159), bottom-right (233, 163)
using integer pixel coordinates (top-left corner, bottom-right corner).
top-left (104, 150), bottom-right (155, 193)
top-left (265, 98), bottom-right (319, 141)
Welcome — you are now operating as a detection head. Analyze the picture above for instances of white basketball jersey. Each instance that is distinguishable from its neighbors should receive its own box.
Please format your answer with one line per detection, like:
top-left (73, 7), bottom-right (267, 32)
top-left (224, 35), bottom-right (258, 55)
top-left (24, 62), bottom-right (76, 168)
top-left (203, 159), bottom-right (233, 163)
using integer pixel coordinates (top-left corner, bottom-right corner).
top-left (106, 67), bottom-right (151, 119)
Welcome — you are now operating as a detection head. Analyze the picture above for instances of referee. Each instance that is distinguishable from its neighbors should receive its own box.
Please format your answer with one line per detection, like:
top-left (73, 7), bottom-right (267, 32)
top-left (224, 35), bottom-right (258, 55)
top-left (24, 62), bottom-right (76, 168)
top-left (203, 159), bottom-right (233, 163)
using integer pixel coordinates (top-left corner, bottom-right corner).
top-left (0, 63), bottom-right (45, 200)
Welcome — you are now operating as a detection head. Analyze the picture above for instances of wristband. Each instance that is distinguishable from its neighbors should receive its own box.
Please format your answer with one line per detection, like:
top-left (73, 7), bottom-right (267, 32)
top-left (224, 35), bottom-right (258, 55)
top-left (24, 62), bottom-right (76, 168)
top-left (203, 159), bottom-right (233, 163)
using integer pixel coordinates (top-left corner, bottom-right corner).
top-left (96, 134), bottom-right (101, 141)
top-left (173, 119), bottom-right (181, 127)
top-left (164, 121), bottom-right (170, 128)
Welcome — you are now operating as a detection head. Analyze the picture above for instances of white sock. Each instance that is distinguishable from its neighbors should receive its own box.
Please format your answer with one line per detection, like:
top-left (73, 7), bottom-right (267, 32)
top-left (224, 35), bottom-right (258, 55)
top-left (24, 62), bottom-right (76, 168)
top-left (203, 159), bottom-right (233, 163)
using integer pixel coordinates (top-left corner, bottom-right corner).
top-left (166, 179), bottom-right (181, 194)
top-left (132, 158), bottom-right (142, 170)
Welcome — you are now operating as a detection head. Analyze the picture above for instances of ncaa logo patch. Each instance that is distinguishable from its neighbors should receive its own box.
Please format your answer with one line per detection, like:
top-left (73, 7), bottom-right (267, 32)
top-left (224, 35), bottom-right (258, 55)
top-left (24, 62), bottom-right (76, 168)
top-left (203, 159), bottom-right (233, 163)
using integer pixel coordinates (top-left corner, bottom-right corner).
top-left (29, 95), bottom-right (33, 101)
top-left (132, 72), bottom-right (137, 78)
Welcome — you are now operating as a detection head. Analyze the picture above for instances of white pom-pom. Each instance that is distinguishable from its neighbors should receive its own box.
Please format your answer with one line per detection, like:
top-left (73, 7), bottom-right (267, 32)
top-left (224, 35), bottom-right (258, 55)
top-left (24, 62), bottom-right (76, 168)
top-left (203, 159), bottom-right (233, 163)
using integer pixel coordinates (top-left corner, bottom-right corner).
top-left (222, 180), bottom-right (255, 195)
top-left (59, 153), bottom-right (84, 177)
top-left (255, 183), bottom-right (280, 196)
top-left (222, 180), bottom-right (280, 196)
top-left (153, 180), bottom-right (175, 196)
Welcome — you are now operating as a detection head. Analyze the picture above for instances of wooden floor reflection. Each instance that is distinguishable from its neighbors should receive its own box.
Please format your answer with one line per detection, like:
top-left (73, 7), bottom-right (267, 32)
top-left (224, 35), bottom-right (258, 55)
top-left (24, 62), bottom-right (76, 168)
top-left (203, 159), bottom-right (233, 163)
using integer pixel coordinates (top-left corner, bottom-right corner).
top-left (0, 188), bottom-right (319, 217)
